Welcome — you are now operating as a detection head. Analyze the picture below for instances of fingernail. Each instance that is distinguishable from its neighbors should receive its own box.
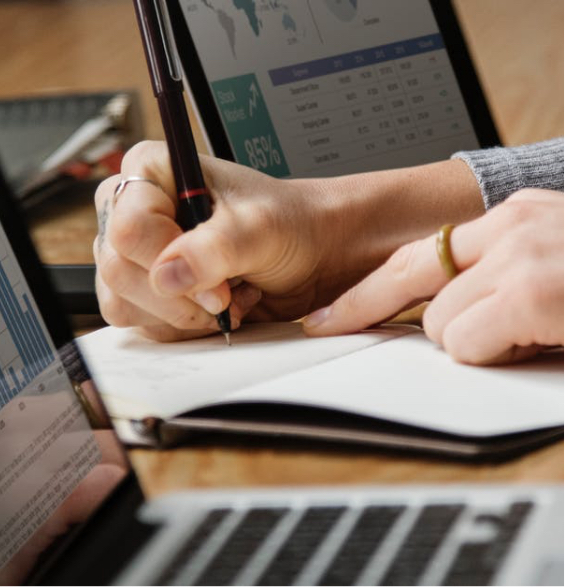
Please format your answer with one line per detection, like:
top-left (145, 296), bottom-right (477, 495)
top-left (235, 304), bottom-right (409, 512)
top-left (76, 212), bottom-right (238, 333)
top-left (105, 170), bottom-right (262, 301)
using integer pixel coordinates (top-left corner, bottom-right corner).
top-left (303, 306), bottom-right (332, 328)
top-left (154, 258), bottom-right (195, 294)
top-left (194, 290), bottom-right (223, 315)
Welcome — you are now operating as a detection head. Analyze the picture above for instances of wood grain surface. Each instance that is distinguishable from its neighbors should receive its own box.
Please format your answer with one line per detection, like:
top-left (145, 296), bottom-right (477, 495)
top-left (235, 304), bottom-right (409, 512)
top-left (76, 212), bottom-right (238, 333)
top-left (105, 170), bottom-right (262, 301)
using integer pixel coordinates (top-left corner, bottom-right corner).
top-left (0, 0), bottom-right (562, 492)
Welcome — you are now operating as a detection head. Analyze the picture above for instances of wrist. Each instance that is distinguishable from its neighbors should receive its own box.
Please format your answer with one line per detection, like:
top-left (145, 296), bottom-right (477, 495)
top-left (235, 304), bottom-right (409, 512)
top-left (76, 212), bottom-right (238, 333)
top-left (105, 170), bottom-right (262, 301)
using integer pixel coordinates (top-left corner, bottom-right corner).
top-left (294, 159), bottom-right (483, 303)
top-left (367, 158), bottom-right (484, 247)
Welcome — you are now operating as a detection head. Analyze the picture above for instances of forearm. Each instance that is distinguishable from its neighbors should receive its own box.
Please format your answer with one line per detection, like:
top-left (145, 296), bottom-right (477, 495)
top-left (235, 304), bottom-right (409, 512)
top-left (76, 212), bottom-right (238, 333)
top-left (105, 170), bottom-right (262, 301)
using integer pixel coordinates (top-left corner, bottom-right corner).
top-left (339, 158), bottom-right (484, 248)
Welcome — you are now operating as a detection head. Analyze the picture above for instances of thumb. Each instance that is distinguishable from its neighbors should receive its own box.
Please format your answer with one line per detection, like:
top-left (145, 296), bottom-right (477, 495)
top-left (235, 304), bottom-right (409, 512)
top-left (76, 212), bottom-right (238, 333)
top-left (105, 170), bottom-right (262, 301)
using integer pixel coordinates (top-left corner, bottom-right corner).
top-left (149, 209), bottom-right (258, 297)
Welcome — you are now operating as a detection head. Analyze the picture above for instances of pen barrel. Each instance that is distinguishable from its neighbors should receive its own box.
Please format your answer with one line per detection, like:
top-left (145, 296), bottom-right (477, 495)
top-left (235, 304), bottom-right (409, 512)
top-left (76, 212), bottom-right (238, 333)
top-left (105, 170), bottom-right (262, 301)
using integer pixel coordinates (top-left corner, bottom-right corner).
top-left (176, 193), bottom-right (212, 232)
top-left (156, 92), bottom-right (213, 230)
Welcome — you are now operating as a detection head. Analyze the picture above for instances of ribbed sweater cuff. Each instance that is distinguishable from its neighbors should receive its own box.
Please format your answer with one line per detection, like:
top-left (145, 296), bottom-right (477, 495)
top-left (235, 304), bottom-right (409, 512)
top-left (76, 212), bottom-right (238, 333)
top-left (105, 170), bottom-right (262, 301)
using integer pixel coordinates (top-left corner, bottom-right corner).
top-left (451, 137), bottom-right (564, 210)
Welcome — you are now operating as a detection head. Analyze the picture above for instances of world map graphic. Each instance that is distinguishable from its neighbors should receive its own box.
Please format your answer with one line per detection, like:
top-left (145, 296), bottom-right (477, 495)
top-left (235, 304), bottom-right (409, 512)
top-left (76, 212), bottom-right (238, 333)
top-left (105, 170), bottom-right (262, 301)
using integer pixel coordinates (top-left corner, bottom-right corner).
top-left (200, 0), bottom-right (359, 57)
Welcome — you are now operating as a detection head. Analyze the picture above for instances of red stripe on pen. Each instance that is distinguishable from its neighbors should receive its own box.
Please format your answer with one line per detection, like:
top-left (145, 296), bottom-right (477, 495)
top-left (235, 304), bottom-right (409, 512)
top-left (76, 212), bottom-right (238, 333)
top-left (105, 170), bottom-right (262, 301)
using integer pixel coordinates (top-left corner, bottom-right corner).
top-left (178, 188), bottom-right (209, 199)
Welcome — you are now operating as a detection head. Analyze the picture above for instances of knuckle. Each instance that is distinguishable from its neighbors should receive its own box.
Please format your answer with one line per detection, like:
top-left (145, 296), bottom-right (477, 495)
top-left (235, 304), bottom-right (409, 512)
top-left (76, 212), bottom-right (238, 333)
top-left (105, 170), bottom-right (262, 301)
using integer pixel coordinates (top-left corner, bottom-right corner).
top-left (388, 241), bottom-right (420, 287)
top-left (95, 175), bottom-right (119, 209)
top-left (422, 304), bottom-right (440, 341)
top-left (110, 210), bottom-right (146, 258)
top-left (496, 198), bottom-right (537, 229)
top-left (99, 296), bottom-right (132, 328)
top-left (121, 140), bottom-right (161, 175)
top-left (98, 251), bottom-right (129, 296)
top-left (442, 323), bottom-right (478, 364)
top-left (506, 188), bottom-right (535, 202)
top-left (444, 341), bottom-right (474, 365)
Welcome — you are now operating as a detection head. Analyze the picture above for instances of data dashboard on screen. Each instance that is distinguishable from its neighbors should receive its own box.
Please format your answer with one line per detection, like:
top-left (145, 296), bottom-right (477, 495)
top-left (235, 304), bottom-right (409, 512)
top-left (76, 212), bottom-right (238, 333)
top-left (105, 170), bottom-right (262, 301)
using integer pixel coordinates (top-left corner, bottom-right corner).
top-left (178, 0), bottom-right (481, 178)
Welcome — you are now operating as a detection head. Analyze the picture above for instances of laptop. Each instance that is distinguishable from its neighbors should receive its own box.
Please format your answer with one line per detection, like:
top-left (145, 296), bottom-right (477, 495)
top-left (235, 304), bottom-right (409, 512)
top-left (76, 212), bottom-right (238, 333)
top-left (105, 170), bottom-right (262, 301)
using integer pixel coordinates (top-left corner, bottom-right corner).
top-left (0, 167), bottom-right (562, 586)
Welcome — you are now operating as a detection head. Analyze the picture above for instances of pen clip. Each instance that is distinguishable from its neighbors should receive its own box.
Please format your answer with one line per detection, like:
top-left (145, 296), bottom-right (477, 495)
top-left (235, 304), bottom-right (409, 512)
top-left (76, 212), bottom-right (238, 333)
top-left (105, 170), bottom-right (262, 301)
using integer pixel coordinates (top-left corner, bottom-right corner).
top-left (153, 0), bottom-right (182, 83)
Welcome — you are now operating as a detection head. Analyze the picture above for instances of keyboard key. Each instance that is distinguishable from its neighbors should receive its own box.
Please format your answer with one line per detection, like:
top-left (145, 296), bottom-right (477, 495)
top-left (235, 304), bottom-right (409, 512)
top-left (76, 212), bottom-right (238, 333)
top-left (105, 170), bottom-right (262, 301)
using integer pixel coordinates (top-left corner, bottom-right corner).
top-left (442, 501), bottom-right (534, 586)
top-left (319, 505), bottom-right (405, 585)
top-left (195, 508), bottom-right (288, 585)
top-left (259, 507), bottom-right (346, 586)
top-left (381, 504), bottom-right (465, 585)
top-left (157, 508), bottom-right (230, 585)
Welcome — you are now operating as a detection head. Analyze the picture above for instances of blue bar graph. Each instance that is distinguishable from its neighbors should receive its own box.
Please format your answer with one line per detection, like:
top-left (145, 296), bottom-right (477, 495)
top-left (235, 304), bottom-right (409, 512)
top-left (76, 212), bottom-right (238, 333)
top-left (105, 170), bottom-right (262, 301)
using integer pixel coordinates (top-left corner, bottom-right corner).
top-left (0, 260), bottom-right (54, 409)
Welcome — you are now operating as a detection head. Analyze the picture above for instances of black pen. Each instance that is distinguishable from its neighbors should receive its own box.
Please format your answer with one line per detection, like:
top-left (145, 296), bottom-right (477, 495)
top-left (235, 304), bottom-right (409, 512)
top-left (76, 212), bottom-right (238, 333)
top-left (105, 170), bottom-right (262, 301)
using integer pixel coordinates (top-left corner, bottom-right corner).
top-left (132, 0), bottom-right (232, 345)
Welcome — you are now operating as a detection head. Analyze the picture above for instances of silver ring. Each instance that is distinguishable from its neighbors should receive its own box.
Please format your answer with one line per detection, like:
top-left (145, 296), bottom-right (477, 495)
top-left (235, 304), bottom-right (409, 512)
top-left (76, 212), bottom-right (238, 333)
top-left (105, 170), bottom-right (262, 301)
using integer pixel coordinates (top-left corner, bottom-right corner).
top-left (113, 176), bottom-right (163, 207)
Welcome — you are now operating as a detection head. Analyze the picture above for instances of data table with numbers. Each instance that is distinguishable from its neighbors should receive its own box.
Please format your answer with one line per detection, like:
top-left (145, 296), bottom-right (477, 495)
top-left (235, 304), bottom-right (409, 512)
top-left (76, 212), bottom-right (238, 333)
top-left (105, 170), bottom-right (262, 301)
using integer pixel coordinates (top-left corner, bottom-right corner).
top-left (268, 34), bottom-right (478, 176)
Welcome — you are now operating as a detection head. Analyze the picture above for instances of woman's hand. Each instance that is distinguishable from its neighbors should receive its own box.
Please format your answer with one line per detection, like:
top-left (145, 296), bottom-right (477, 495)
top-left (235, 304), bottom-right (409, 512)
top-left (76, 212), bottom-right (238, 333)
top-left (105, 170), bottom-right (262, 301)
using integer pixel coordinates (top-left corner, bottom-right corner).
top-left (94, 141), bottom-right (347, 341)
top-left (94, 140), bottom-right (483, 341)
top-left (305, 189), bottom-right (564, 365)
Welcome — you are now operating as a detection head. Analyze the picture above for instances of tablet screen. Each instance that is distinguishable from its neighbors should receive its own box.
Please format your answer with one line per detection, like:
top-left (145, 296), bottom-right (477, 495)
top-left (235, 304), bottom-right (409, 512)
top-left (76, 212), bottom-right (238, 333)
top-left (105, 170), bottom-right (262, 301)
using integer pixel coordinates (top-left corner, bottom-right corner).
top-left (178, 1), bottom-right (482, 178)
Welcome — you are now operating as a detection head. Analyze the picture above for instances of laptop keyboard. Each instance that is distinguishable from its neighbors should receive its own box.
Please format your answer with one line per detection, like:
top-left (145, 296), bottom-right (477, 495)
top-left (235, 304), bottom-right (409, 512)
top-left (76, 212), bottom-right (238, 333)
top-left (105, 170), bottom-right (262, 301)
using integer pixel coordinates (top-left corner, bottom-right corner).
top-left (158, 508), bottom-right (231, 585)
top-left (199, 508), bottom-right (290, 586)
top-left (442, 502), bottom-right (533, 586)
top-left (258, 507), bottom-right (346, 585)
top-left (380, 504), bottom-right (465, 585)
top-left (153, 500), bottom-right (533, 585)
top-left (318, 505), bottom-right (404, 585)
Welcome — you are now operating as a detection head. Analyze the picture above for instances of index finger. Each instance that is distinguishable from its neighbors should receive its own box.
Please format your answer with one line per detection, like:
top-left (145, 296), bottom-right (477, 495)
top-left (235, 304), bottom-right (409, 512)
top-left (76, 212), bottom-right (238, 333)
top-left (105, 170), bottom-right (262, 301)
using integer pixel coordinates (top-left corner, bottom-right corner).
top-left (97, 142), bottom-right (183, 269)
top-left (303, 221), bottom-right (483, 336)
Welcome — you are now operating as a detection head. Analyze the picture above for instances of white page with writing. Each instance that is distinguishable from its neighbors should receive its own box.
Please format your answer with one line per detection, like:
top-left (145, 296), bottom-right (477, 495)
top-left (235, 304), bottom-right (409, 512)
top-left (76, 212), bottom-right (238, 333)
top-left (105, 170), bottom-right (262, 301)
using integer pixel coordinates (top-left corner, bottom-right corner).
top-left (220, 332), bottom-right (563, 436)
top-left (78, 322), bottom-right (410, 419)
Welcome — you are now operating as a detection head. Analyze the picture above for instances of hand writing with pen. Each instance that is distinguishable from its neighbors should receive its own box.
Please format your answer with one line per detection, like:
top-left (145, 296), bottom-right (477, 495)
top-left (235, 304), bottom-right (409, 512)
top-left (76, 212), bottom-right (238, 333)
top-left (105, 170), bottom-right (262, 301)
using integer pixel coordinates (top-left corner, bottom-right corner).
top-left (94, 140), bottom-right (563, 365)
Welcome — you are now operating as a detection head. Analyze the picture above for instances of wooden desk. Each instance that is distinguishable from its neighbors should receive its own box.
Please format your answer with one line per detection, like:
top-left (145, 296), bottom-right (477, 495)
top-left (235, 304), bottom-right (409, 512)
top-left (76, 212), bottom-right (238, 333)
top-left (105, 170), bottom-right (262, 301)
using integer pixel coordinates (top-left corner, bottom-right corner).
top-left (0, 0), bottom-right (562, 497)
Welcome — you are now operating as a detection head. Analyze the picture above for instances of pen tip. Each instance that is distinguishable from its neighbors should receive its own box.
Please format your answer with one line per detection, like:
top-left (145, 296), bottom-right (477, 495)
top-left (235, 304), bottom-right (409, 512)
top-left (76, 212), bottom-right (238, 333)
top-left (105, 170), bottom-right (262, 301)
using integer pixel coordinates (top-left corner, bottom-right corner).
top-left (224, 332), bottom-right (232, 346)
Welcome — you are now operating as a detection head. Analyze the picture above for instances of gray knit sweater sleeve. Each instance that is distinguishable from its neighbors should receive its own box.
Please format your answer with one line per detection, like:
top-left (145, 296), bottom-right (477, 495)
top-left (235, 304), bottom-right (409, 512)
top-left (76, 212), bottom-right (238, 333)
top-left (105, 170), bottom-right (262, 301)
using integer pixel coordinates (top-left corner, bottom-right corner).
top-left (451, 137), bottom-right (564, 210)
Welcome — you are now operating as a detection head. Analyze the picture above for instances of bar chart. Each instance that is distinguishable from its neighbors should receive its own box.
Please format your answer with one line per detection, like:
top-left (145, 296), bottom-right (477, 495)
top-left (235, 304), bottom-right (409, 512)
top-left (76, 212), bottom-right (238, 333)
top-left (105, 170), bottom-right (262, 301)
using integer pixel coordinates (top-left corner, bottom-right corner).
top-left (0, 250), bottom-right (54, 409)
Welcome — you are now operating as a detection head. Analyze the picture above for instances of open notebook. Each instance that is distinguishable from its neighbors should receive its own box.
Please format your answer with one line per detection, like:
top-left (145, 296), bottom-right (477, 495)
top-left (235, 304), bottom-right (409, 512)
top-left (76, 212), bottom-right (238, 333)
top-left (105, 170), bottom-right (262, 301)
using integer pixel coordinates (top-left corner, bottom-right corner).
top-left (77, 322), bottom-right (564, 459)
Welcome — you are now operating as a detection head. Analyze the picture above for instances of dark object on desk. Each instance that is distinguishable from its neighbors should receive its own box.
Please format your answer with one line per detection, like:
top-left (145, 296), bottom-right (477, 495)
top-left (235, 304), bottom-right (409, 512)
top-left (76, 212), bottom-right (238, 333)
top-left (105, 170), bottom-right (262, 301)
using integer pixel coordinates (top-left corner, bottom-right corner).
top-left (131, 403), bottom-right (564, 461)
top-left (0, 91), bottom-right (143, 208)
top-left (45, 264), bottom-right (99, 315)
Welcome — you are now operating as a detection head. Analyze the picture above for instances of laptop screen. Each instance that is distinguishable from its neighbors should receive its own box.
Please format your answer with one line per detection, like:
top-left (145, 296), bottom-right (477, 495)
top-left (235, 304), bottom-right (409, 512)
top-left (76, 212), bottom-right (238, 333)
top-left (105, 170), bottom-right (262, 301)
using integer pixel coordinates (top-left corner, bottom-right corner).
top-left (0, 173), bottom-right (130, 585)
top-left (175, 0), bottom-right (486, 178)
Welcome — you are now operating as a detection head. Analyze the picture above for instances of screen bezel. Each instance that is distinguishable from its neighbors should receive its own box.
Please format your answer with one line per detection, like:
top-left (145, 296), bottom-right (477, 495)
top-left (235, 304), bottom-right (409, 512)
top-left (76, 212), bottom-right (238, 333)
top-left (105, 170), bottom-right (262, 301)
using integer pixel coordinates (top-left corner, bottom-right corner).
top-left (168, 0), bottom-right (500, 163)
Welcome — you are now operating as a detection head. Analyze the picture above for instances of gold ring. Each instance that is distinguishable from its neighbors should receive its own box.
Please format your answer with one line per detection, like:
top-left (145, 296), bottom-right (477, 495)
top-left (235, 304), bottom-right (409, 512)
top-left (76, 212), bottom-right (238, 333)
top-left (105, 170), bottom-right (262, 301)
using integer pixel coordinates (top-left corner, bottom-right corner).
top-left (112, 176), bottom-right (163, 207)
top-left (436, 224), bottom-right (459, 280)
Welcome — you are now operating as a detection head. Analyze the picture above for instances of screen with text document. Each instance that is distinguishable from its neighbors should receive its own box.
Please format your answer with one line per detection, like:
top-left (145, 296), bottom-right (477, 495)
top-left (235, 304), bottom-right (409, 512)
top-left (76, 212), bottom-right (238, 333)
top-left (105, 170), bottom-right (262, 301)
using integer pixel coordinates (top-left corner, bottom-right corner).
top-left (0, 221), bottom-right (127, 584)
